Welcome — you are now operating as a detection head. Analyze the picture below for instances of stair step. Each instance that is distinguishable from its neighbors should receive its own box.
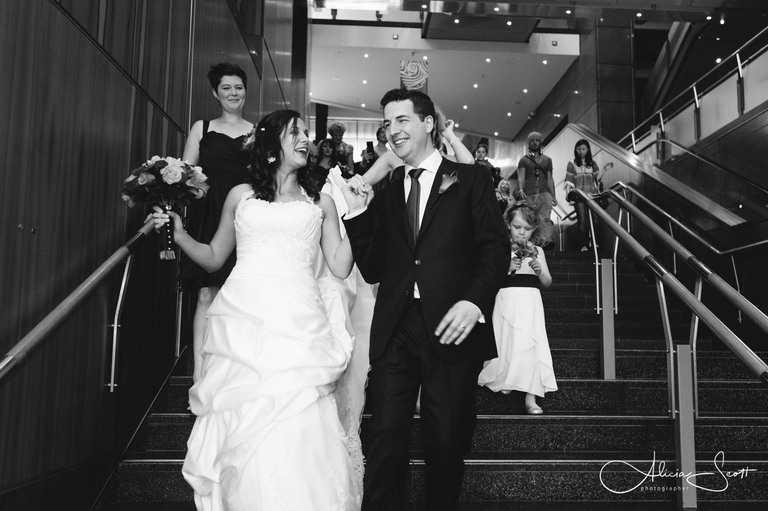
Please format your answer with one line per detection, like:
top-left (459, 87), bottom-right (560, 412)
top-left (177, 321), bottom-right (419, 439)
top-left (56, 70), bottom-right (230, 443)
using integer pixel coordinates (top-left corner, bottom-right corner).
top-left (127, 413), bottom-right (768, 461)
top-left (155, 377), bottom-right (768, 416)
top-left (98, 458), bottom-right (768, 508)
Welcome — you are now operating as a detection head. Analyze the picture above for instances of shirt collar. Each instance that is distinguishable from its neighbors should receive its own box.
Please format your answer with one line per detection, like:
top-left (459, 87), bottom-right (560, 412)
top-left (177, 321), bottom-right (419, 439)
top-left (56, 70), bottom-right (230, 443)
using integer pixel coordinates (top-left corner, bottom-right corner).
top-left (405, 149), bottom-right (442, 177)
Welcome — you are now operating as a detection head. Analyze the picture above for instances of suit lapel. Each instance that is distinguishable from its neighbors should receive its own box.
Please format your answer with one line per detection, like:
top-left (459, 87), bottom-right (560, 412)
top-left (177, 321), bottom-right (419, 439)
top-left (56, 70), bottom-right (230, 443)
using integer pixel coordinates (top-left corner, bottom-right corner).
top-left (418, 159), bottom-right (452, 239)
top-left (390, 166), bottom-right (412, 248)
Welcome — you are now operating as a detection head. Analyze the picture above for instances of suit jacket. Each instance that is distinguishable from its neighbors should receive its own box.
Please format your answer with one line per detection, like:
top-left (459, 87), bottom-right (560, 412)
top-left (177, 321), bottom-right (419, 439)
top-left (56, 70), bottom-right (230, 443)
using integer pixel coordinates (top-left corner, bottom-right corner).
top-left (344, 158), bottom-right (511, 364)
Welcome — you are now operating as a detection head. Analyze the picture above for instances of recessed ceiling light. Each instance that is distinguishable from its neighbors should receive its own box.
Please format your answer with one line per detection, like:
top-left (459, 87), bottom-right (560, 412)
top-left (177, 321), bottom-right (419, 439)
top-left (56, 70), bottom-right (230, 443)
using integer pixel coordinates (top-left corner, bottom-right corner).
top-left (309, 92), bottom-right (312, 96)
top-left (574, 90), bottom-right (579, 94)
top-left (362, 80), bottom-right (367, 84)
top-left (473, 83), bottom-right (478, 88)
top-left (542, 60), bottom-right (548, 65)
top-left (494, 7), bottom-right (499, 12)
top-left (463, 105), bottom-right (468, 110)
top-left (422, 55), bottom-right (428, 60)
top-left (364, 53), bottom-right (369, 58)
top-left (361, 103), bottom-right (366, 108)
top-left (454, 18), bottom-right (460, 24)
top-left (523, 88), bottom-right (528, 93)
top-left (506, 21), bottom-right (512, 26)
top-left (716, 37), bottom-right (720, 41)
top-left (421, 4), bottom-right (427, 8)
top-left (507, 112), bottom-right (512, 117)
top-left (566, 9), bottom-right (572, 14)
top-left (716, 57), bottom-right (722, 63)
top-left (455, 123), bottom-right (459, 127)
top-left (554, 113), bottom-right (561, 117)
top-left (494, 131), bottom-right (499, 136)
top-left (636, 12), bottom-right (642, 17)
top-left (250, 50), bottom-right (256, 54)
top-left (720, 16), bottom-right (725, 25)
top-left (486, 57), bottom-right (491, 63)
top-left (706, 15), bottom-right (712, 20)
top-left (392, 34), bottom-right (399, 40)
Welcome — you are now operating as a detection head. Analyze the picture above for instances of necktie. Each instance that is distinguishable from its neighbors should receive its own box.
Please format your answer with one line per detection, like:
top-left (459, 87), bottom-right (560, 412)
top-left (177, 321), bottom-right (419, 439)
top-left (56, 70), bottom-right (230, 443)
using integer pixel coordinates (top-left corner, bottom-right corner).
top-left (406, 168), bottom-right (425, 245)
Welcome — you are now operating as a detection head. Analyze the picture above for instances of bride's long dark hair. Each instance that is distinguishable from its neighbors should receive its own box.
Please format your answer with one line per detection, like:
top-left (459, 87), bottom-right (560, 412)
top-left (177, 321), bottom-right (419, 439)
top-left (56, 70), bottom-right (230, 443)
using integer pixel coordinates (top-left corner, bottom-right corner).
top-left (246, 110), bottom-right (320, 202)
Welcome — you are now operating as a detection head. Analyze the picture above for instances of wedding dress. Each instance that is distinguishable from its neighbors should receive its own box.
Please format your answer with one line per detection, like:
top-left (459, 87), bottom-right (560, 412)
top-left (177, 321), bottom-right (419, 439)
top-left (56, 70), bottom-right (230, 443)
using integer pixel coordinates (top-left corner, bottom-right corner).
top-left (182, 188), bottom-right (362, 511)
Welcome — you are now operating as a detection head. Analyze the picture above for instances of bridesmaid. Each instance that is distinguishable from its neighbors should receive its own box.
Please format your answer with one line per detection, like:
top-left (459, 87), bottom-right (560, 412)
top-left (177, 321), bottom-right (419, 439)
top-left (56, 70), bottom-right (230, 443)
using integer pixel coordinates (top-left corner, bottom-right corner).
top-left (180, 62), bottom-right (254, 383)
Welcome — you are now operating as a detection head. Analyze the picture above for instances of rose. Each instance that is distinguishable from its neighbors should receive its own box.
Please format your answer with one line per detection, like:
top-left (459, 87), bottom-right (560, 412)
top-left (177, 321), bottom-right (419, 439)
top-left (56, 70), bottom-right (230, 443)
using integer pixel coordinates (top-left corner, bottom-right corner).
top-left (511, 237), bottom-right (537, 260)
top-left (137, 172), bottom-right (156, 185)
top-left (160, 163), bottom-right (184, 184)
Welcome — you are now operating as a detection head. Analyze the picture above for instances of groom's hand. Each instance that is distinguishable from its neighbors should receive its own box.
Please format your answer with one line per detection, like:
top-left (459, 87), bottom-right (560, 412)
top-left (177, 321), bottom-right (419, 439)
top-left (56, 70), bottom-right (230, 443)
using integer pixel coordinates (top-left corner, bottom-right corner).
top-left (435, 300), bottom-right (481, 346)
top-left (340, 175), bottom-right (374, 214)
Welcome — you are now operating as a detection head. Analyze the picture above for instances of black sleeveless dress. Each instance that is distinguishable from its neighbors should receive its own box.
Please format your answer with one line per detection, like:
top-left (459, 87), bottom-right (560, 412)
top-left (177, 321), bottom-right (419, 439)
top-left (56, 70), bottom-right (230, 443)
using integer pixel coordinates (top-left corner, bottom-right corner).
top-left (179, 120), bottom-right (252, 291)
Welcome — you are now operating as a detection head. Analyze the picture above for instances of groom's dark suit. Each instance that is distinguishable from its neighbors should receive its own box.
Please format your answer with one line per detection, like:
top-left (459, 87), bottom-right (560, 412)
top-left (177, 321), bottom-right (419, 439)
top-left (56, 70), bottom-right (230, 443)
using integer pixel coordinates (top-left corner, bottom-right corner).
top-left (344, 155), bottom-right (510, 510)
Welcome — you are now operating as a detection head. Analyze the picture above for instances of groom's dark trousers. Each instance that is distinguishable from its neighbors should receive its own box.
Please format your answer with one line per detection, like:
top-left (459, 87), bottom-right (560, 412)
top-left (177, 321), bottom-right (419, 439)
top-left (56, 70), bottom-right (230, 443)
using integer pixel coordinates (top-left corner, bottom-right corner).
top-left (344, 161), bottom-right (510, 511)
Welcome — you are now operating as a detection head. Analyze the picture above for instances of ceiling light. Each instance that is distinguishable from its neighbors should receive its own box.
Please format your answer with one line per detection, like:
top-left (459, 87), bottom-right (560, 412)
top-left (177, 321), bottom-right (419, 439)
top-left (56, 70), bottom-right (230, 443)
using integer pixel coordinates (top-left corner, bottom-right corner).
top-left (362, 80), bottom-right (367, 84)
top-left (473, 83), bottom-right (478, 88)
top-left (507, 112), bottom-right (512, 117)
top-left (364, 53), bottom-right (369, 58)
top-left (506, 21), bottom-right (512, 26)
top-left (716, 37), bottom-right (720, 41)
top-left (494, 7), bottom-right (499, 12)
top-left (542, 60), bottom-right (548, 65)
top-left (523, 88), bottom-right (528, 93)
top-left (485, 57), bottom-right (491, 63)
top-left (636, 12), bottom-right (642, 18)
top-left (454, 18), bottom-right (459, 24)
top-left (309, 92), bottom-right (312, 96)
top-left (706, 15), bottom-right (712, 20)
top-left (392, 34), bottom-right (398, 39)
top-left (421, 4), bottom-right (427, 8)
top-left (574, 90), bottom-right (579, 94)
top-left (455, 123), bottom-right (459, 127)
top-left (422, 55), bottom-right (428, 60)
top-left (554, 113), bottom-right (561, 118)
top-left (494, 131), bottom-right (498, 136)
top-left (716, 57), bottom-right (722, 63)
top-left (566, 9), bottom-right (572, 14)
top-left (720, 16), bottom-right (725, 25)
top-left (463, 105), bottom-right (468, 110)
top-left (361, 103), bottom-right (366, 108)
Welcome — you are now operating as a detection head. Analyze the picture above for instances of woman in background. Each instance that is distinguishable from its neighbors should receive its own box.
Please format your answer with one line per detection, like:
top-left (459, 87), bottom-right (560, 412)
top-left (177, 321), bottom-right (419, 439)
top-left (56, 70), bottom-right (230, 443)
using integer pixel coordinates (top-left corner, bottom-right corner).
top-left (180, 62), bottom-right (254, 383)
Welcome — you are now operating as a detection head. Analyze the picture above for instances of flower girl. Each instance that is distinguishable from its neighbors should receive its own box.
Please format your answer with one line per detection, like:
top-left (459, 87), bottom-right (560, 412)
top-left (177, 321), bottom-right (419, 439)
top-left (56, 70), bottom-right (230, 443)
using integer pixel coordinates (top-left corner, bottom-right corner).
top-left (478, 201), bottom-right (558, 414)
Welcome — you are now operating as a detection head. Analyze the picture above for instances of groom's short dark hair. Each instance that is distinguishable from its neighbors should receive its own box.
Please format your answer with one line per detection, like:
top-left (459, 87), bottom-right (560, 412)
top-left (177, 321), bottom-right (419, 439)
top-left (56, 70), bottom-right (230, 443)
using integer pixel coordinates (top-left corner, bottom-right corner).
top-left (380, 88), bottom-right (437, 146)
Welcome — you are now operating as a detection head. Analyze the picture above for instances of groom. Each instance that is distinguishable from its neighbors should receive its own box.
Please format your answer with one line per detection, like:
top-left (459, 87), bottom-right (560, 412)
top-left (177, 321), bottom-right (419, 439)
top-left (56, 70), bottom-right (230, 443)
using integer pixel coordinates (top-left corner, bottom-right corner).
top-left (342, 88), bottom-right (510, 510)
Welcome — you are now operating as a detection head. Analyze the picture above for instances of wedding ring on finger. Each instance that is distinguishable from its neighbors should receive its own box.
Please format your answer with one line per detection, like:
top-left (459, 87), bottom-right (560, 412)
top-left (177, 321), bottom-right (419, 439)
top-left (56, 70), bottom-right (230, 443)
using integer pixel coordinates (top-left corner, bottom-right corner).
top-left (458, 324), bottom-right (466, 329)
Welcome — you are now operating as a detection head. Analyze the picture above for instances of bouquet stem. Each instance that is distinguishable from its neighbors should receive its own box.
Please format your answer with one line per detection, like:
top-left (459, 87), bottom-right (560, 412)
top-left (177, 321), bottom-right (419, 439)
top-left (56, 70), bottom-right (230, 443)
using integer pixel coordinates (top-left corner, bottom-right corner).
top-left (159, 203), bottom-right (176, 260)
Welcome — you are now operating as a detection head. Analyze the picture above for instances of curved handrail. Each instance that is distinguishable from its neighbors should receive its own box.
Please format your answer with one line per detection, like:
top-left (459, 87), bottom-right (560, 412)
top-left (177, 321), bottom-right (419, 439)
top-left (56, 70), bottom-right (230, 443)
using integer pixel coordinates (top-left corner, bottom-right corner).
top-left (0, 219), bottom-right (156, 383)
top-left (571, 188), bottom-right (768, 384)
top-left (608, 181), bottom-right (768, 255)
top-left (618, 25), bottom-right (768, 147)
top-left (644, 138), bottom-right (768, 198)
top-left (606, 188), bottom-right (768, 337)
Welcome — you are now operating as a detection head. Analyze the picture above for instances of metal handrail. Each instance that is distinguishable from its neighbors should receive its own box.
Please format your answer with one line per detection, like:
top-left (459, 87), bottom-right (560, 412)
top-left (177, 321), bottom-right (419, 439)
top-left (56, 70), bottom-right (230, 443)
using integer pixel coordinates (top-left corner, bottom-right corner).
top-left (618, 24), bottom-right (768, 147)
top-left (574, 187), bottom-right (768, 384)
top-left (642, 138), bottom-right (768, 198)
top-left (607, 189), bottom-right (768, 338)
top-left (608, 181), bottom-right (768, 255)
top-left (0, 219), bottom-right (155, 383)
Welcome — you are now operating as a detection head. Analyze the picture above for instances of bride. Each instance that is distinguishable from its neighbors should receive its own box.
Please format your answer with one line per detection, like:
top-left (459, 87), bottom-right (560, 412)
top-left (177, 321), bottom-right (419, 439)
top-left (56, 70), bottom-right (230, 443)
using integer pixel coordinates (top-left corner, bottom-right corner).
top-left (153, 110), bottom-right (362, 510)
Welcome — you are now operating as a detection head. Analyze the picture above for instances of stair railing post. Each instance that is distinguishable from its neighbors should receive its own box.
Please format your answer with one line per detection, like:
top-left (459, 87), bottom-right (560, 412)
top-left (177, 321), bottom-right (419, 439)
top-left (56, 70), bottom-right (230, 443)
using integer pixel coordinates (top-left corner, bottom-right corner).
top-left (588, 208), bottom-right (601, 315)
top-left (675, 342), bottom-right (698, 510)
top-left (600, 257), bottom-right (616, 379)
top-left (107, 255), bottom-right (134, 393)
top-left (689, 276), bottom-right (703, 420)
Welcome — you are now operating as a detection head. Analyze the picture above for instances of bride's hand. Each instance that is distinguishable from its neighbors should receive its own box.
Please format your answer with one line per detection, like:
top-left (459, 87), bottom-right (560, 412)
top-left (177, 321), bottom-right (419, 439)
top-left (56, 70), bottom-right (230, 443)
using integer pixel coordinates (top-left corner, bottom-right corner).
top-left (151, 206), bottom-right (185, 237)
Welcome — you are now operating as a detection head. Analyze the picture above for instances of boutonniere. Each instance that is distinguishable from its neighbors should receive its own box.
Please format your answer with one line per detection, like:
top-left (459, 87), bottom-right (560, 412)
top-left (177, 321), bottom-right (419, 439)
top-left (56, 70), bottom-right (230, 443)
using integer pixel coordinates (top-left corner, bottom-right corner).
top-left (438, 171), bottom-right (459, 195)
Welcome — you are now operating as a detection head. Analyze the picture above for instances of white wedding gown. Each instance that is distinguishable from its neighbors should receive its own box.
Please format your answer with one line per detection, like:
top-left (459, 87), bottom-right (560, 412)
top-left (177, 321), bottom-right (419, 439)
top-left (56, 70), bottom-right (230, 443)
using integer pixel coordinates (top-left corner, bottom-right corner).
top-left (182, 189), bottom-right (362, 510)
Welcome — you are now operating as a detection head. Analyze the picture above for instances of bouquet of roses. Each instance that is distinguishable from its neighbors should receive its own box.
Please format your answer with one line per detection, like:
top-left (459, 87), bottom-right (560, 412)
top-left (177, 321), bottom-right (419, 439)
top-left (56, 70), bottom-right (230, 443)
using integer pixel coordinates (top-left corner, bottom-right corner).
top-left (121, 156), bottom-right (209, 259)
top-left (511, 237), bottom-right (538, 261)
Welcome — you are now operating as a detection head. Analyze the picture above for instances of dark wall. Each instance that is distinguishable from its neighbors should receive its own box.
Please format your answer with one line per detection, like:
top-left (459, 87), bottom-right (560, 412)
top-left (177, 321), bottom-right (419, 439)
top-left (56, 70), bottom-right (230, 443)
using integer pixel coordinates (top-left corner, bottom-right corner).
top-left (0, 0), bottom-right (303, 508)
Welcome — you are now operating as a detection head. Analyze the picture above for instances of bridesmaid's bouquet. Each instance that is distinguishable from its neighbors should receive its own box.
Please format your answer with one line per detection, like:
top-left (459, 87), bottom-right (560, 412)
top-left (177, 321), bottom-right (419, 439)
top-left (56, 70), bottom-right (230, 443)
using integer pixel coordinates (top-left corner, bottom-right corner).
top-left (121, 156), bottom-right (209, 259)
top-left (511, 237), bottom-right (538, 260)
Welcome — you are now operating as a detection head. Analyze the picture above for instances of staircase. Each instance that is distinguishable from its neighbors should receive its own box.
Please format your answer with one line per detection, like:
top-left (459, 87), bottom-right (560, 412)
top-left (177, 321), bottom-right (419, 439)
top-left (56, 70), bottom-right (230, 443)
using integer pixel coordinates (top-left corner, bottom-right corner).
top-left (93, 250), bottom-right (768, 510)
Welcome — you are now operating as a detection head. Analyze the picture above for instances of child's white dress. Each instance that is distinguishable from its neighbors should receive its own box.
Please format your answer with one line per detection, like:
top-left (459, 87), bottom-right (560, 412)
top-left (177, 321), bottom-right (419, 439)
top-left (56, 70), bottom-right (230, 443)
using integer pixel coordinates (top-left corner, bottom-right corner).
top-left (478, 248), bottom-right (558, 397)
